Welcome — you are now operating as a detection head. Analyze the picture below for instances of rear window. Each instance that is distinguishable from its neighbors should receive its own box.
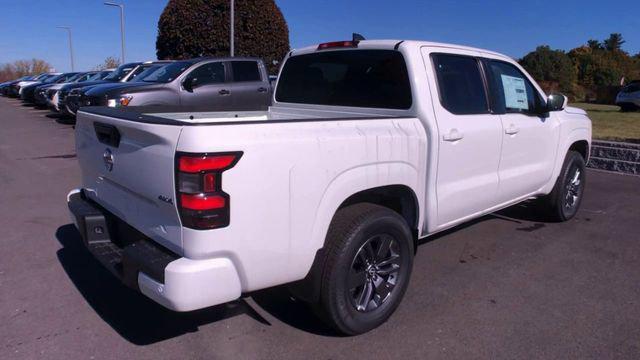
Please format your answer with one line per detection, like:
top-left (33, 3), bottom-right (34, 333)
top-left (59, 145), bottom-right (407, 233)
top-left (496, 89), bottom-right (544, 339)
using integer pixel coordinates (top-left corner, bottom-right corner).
top-left (432, 54), bottom-right (488, 115)
top-left (232, 61), bottom-right (261, 82)
top-left (275, 50), bottom-right (412, 109)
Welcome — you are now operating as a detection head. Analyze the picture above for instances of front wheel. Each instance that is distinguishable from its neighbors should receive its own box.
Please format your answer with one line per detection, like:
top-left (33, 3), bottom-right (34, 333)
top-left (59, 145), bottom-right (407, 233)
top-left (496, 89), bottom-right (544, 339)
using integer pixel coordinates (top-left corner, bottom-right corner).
top-left (619, 103), bottom-right (638, 112)
top-left (316, 203), bottom-right (414, 335)
top-left (542, 151), bottom-right (586, 221)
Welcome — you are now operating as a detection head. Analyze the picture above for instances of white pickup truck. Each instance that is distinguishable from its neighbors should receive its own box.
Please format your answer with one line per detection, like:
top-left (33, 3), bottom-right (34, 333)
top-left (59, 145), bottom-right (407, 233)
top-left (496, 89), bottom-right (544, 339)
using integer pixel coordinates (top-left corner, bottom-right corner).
top-left (68, 38), bottom-right (592, 335)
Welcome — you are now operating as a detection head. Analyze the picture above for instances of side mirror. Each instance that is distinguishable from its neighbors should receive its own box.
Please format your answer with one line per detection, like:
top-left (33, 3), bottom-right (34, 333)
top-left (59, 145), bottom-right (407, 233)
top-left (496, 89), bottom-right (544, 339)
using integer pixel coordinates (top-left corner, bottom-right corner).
top-left (546, 93), bottom-right (568, 112)
top-left (182, 77), bottom-right (194, 92)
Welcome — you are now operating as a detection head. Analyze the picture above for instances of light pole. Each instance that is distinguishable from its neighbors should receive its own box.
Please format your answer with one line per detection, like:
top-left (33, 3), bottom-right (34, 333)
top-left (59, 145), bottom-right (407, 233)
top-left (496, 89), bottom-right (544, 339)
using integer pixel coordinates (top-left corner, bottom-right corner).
top-left (230, 0), bottom-right (235, 57)
top-left (57, 26), bottom-right (75, 71)
top-left (104, 2), bottom-right (126, 64)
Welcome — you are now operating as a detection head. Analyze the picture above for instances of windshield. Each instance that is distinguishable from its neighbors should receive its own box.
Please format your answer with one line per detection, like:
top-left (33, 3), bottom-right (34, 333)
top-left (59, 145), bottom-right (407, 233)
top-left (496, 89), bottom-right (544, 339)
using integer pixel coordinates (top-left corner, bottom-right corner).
top-left (622, 83), bottom-right (640, 93)
top-left (51, 73), bottom-right (78, 83)
top-left (90, 71), bottom-right (112, 80)
top-left (142, 61), bottom-right (192, 83)
top-left (133, 64), bottom-right (166, 82)
top-left (125, 64), bottom-right (157, 82)
top-left (103, 63), bottom-right (138, 81)
top-left (45, 75), bottom-right (64, 83)
top-left (275, 50), bottom-right (412, 109)
top-left (39, 74), bottom-right (59, 83)
top-left (66, 73), bottom-right (85, 82)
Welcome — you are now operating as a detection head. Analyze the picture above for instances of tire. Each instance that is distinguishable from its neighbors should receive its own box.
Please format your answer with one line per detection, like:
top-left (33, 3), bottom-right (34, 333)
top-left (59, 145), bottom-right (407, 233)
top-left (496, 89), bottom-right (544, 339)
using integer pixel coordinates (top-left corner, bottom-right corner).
top-left (316, 203), bottom-right (414, 335)
top-left (619, 103), bottom-right (638, 112)
top-left (542, 151), bottom-right (586, 222)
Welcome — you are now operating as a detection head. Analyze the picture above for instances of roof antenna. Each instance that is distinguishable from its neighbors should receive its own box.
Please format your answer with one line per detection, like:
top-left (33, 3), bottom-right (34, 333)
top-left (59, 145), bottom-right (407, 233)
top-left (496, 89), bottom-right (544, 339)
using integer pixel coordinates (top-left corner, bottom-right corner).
top-left (352, 33), bottom-right (366, 42)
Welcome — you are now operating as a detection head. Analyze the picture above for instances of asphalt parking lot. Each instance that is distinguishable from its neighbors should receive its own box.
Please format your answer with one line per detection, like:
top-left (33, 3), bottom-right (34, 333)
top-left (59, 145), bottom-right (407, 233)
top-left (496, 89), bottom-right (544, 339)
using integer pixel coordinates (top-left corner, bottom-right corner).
top-left (1, 96), bottom-right (639, 360)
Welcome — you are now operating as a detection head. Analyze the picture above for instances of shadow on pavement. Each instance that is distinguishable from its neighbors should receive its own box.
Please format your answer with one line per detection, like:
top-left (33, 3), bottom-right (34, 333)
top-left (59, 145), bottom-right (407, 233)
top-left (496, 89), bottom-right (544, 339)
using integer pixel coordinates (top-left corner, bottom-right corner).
top-left (55, 224), bottom-right (335, 344)
top-left (419, 199), bottom-right (551, 246)
top-left (55, 200), bottom-right (552, 344)
top-left (45, 113), bottom-right (75, 125)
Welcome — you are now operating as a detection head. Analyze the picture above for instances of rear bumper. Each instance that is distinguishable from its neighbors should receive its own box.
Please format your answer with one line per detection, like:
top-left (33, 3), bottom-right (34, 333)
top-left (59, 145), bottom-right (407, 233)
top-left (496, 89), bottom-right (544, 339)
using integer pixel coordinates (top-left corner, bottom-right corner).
top-left (66, 189), bottom-right (242, 311)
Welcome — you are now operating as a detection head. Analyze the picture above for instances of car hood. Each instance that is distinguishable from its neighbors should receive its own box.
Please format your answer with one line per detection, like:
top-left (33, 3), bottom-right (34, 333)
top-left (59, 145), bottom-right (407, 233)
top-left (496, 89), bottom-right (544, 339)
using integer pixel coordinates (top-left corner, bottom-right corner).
top-left (85, 82), bottom-right (160, 97)
top-left (18, 81), bottom-right (41, 87)
top-left (23, 82), bottom-right (45, 91)
top-left (60, 80), bottom-right (115, 92)
top-left (564, 106), bottom-right (587, 116)
top-left (36, 83), bottom-right (58, 90)
top-left (47, 83), bottom-right (67, 90)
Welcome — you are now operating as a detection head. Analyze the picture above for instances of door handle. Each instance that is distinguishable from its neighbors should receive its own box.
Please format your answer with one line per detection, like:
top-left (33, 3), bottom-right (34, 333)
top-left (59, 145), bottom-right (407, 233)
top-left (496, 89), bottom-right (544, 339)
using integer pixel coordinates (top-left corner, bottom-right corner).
top-left (443, 129), bottom-right (464, 142)
top-left (505, 124), bottom-right (520, 135)
top-left (257, 87), bottom-right (268, 93)
top-left (219, 89), bottom-right (230, 95)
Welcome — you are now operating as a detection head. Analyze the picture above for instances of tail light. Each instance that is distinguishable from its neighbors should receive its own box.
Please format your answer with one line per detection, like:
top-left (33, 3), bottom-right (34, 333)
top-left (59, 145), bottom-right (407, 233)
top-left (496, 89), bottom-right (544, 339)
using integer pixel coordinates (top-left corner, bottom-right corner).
top-left (317, 41), bottom-right (358, 50)
top-left (176, 152), bottom-right (242, 230)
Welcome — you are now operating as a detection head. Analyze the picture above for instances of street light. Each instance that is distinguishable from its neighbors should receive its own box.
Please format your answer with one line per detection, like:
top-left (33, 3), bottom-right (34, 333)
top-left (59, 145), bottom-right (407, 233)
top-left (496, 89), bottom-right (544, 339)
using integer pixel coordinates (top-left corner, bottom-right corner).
top-left (230, 0), bottom-right (234, 57)
top-left (104, 2), bottom-right (126, 64)
top-left (56, 26), bottom-right (75, 71)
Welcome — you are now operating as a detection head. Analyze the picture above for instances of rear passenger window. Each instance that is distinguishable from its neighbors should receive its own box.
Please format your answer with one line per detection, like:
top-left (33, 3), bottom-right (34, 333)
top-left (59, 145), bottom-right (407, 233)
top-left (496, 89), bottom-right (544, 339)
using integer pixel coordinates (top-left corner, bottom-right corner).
top-left (232, 61), bottom-right (261, 82)
top-left (432, 54), bottom-right (488, 114)
top-left (486, 60), bottom-right (544, 114)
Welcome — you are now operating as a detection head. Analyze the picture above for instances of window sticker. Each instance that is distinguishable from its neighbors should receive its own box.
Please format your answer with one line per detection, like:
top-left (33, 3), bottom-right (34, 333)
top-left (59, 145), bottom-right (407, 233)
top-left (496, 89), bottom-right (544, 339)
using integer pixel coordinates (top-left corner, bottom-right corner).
top-left (500, 74), bottom-right (528, 110)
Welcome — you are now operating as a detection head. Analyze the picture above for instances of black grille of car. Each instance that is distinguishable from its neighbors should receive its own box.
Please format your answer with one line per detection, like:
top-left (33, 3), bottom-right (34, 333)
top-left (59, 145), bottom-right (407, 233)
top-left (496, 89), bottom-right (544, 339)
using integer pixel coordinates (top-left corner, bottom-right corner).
top-left (84, 95), bottom-right (107, 107)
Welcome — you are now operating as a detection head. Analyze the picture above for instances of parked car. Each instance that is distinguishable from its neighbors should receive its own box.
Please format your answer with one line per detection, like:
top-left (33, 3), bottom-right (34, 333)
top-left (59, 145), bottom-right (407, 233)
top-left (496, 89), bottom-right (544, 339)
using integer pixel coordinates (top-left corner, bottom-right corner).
top-left (616, 81), bottom-right (640, 112)
top-left (0, 76), bottom-right (31, 95)
top-left (23, 72), bottom-right (79, 104)
top-left (67, 39), bottom-right (592, 335)
top-left (76, 61), bottom-right (175, 107)
top-left (7, 73), bottom-right (54, 97)
top-left (46, 71), bottom-right (112, 112)
top-left (59, 62), bottom-right (141, 116)
top-left (81, 57), bottom-right (271, 110)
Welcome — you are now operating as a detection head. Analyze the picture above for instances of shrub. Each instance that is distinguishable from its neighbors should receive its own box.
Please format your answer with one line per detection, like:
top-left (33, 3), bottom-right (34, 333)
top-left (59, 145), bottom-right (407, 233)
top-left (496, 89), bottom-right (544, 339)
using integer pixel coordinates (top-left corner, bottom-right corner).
top-left (156, 0), bottom-right (290, 74)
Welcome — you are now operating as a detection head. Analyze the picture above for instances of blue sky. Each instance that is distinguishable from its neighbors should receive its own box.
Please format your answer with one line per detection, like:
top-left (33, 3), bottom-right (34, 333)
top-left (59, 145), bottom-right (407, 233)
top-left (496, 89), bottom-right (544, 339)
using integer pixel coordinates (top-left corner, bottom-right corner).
top-left (1, 0), bottom-right (638, 72)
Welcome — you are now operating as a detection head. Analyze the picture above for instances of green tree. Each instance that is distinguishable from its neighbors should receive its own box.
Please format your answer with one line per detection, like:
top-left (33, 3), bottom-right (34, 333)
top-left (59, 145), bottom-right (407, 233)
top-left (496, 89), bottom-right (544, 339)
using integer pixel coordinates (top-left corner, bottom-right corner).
top-left (603, 33), bottom-right (625, 51)
top-left (587, 39), bottom-right (602, 50)
top-left (156, 0), bottom-right (290, 74)
top-left (519, 45), bottom-right (577, 96)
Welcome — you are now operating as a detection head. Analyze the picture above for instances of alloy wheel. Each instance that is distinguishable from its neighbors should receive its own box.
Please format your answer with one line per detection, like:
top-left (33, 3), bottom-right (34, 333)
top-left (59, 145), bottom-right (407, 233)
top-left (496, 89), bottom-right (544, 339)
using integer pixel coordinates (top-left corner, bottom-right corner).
top-left (348, 234), bottom-right (401, 312)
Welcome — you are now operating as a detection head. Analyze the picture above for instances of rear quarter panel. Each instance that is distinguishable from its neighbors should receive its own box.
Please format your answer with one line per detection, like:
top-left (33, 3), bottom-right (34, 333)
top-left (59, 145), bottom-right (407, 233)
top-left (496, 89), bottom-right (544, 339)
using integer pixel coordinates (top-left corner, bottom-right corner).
top-left (177, 117), bottom-right (427, 292)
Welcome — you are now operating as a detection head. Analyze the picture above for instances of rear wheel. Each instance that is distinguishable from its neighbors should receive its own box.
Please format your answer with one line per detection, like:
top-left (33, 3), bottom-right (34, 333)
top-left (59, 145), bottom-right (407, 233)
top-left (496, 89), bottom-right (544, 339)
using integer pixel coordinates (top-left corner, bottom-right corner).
top-left (542, 151), bottom-right (586, 221)
top-left (316, 203), bottom-right (414, 335)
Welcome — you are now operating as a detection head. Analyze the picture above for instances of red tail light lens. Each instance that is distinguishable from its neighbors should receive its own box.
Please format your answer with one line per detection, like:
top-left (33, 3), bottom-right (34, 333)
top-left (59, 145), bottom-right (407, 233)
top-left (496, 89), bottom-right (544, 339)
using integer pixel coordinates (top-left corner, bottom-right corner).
top-left (203, 173), bottom-right (216, 192)
top-left (179, 154), bottom-right (238, 173)
top-left (176, 152), bottom-right (242, 230)
top-left (180, 194), bottom-right (226, 210)
top-left (317, 41), bottom-right (358, 50)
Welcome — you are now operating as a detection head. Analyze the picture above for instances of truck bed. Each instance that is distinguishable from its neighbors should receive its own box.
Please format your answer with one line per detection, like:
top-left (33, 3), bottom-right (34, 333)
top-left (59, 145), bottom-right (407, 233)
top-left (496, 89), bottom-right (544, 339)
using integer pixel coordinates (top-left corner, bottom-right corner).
top-left (79, 105), bottom-right (409, 126)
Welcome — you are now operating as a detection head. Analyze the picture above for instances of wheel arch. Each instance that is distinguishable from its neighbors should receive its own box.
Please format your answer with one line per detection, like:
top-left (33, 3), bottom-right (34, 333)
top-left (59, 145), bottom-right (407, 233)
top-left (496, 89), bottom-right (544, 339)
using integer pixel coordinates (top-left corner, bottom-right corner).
top-left (289, 169), bottom-right (423, 303)
top-left (541, 128), bottom-right (591, 195)
top-left (569, 139), bottom-right (590, 161)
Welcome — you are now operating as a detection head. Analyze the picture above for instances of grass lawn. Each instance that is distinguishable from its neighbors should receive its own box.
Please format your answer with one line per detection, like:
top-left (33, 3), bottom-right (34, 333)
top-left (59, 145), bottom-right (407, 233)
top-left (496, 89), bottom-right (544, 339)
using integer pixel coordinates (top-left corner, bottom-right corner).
top-left (570, 103), bottom-right (640, 142)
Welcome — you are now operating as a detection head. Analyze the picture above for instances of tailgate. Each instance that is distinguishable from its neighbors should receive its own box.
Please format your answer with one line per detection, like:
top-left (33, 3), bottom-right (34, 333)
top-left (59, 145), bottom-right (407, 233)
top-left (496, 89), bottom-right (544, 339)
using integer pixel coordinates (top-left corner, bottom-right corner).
top-left (75, 110), bottom-right (184, 254)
